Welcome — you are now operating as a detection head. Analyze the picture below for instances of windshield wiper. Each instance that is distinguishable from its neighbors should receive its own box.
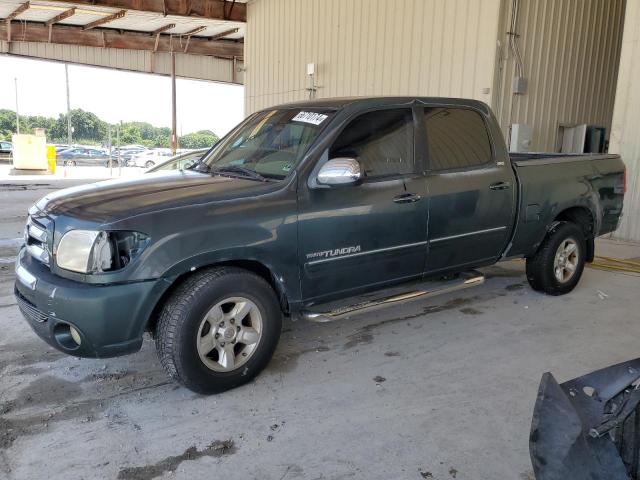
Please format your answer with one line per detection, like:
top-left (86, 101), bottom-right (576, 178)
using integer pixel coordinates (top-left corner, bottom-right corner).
top-left (211, 165), bottom-right (269, 182)
top-left (188, 162), bottom-right (211, 172)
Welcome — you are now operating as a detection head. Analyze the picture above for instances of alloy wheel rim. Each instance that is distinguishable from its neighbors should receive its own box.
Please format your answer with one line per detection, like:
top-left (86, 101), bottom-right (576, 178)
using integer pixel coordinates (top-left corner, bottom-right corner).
top-left (196, 296), bottom-right (263, 372)
top-left (553, 239), bottom-right (579, 283)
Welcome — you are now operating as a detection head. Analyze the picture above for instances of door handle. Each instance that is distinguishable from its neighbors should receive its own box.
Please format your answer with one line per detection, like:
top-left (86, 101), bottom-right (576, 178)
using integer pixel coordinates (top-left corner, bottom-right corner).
top-left (489, 182), bottom-right (511, 191)
top-left (393, 193), bottom-right (422, 204)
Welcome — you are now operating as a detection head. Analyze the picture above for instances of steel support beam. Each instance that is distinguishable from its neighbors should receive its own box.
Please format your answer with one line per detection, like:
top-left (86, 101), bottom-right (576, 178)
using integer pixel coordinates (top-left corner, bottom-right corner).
top-left (210, 28), bottom-right (239, 41)
top-left (6, 2), bottom-right (30, 21)
top-left (83, 10), bottom-right (126, 30)
top-left (46, 0), bottom-right (246, 22)
top-left (4, 1), bottom-right (30, 43)
top-left (45, 8), bottom-right (77, 26)
top-left (171, 52), bottom-right (177, 154)
top-left (0, 21), bottom-right (243, 58)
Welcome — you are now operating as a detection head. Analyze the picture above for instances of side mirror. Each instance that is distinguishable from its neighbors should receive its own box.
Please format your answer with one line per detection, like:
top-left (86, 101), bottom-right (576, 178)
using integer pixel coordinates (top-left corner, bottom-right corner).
top-left (317, 158), bottom-right (361, 186)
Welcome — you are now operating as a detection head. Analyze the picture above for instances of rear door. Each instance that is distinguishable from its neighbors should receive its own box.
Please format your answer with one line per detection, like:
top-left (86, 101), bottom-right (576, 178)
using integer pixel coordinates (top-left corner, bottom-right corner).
top-left (298, 107), bottom-right (428, 302)
top-left (421, 106), bottom-right (515, 273)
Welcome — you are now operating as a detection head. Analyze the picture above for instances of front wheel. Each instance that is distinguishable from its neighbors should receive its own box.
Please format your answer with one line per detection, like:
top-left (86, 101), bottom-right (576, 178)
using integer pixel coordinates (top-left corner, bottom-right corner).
top-left (156, 267), bottom-right (282, 394)
top-left (145, 160), bottom-right (155, 168)
top-left (64, 160), bottom-right (76, 167)
top-left (526, 222), bottom-right (586, 295)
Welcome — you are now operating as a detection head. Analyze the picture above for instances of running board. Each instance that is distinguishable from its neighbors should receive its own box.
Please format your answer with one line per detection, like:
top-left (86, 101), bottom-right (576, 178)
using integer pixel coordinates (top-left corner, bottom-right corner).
top-left (301, 270), bottom-right (485, 323)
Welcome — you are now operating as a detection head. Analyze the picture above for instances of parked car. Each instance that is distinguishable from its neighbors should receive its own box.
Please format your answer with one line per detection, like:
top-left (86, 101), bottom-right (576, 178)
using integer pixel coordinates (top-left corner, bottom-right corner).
top-left (53, 144), bottom-right (71, 154)
top-left (56, 147), bottom-right (115, 167)
top-left (16, 97), bottom-right (625, 394)
top-left (146, 149), bottom-right (209, 172)
top-left (113, 145), bottom-right (148, 164)
top-left (128, 148), bottom-right (173, 168)
top-left (0, 140), bottom-right (12, 160)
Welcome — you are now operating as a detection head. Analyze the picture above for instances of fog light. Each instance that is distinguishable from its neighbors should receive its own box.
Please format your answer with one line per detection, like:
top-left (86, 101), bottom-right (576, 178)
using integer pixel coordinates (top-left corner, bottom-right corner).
top-left (69, 326), bottom-right (82, 346)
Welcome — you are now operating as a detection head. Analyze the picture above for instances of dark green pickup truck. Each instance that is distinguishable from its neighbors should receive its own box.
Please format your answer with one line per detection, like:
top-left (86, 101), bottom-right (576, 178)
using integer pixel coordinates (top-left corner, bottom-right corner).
top-left (15, 97), bottom-right (625, 393)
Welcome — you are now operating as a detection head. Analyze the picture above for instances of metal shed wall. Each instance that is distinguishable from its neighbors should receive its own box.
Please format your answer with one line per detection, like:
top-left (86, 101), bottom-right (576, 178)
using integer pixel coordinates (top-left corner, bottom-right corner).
top-left (493, 0), bottom-right (626, 152)
top-left (610, 0), bottom-right (640, 242)
top-left (244, 0), bottom-right (501, 114)
top-left (0, 41), bottom-right (244, 84)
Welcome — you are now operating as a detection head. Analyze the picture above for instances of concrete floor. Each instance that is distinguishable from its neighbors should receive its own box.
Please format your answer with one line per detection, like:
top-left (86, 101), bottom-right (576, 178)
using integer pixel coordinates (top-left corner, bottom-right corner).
top-left (1, 179), bottom-right (639, 480)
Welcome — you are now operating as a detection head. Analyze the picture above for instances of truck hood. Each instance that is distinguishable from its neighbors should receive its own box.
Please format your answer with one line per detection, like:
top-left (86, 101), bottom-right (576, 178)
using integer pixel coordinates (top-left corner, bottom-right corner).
top-left (35, 171), bottom-right (278, 223)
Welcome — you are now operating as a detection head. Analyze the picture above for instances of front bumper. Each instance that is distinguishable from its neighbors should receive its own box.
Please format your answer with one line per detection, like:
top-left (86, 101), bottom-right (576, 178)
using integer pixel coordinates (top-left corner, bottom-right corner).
top-left (14, 248), bottom-right (168, 358)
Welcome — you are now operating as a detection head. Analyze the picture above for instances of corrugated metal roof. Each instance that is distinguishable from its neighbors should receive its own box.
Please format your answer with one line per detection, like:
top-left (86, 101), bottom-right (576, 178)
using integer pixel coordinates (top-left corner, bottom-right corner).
top-left (0, 0), bottom-right (246, 39)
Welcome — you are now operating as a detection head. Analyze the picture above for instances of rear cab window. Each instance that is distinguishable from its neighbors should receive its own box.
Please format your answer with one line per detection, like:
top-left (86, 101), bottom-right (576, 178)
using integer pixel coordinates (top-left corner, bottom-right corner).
top-left (423, 107), bottom-right (493, 171)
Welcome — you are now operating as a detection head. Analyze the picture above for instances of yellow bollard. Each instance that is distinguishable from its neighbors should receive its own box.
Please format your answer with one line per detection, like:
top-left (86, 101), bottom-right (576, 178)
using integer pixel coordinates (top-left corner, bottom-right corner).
top-left (46, 145), bottom-right (56, 174)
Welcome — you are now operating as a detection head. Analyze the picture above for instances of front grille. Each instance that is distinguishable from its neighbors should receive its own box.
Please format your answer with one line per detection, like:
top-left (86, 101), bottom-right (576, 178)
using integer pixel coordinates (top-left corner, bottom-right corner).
top-left (25, 215), bottom-right (51, 266)
top-left (15, 289), bottom-right (48, 323)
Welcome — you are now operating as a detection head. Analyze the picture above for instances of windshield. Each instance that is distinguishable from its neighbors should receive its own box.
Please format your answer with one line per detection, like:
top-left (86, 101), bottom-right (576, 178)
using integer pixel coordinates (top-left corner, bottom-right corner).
top-left (199, 108), bottom-right (334, 180)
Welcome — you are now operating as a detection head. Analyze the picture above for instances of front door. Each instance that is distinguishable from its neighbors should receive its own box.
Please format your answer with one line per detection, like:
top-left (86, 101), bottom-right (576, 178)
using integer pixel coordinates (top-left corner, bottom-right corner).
top-left (421, 106), bottom-right (515, 272)
top-left (298, 108), bottom-right (429, 303)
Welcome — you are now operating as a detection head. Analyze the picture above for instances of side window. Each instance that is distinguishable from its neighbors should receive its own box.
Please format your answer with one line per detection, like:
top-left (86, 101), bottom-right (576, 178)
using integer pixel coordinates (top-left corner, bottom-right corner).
top-left (424, 108), bottom-right (492, 171)
top-left (330, 109), bottom-right (414, 178)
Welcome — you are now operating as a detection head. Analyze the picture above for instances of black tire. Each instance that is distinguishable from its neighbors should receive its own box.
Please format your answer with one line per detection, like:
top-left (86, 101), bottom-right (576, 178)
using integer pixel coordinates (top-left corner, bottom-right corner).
top-left (526, 221), bottom-right (586, 295)
top-left (145, 160), bottom-right (155, 168)
top-left (64, 160), bottom-right (76, 167)
top-left (156, 267), bottom-right (282, 394)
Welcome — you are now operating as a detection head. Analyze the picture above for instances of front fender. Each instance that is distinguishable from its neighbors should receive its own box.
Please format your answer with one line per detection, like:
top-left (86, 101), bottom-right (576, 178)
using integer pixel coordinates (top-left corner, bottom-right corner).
top-left (161, 248), bottom-right (296, 302)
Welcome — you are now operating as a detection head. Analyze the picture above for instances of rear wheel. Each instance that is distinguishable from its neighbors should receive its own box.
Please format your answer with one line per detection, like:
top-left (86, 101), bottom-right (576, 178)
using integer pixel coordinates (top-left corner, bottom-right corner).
top-left (526, 222), bottom-right (586, 295)
top-left (145, 160), bottom-right (155, 168)
top-left (156, 267), bottom-right (282, 394)
top-left (64, 160), bottom-right (76, 167)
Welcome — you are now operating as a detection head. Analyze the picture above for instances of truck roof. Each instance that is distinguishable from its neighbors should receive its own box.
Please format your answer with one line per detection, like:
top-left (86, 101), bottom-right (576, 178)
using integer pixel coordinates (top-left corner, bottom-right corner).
top-left (266, 96), bottom-right (491, 114)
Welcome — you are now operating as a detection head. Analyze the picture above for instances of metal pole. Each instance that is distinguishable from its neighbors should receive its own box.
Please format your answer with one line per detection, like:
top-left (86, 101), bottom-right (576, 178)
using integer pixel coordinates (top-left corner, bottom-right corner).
top-left (65, 64), bottom-right (72, 146)
top-left (118, 121), bottom-right (122, 176)
top-left (116, 123), bottom-right (121, 176)
top-left (14, 78), bottom-right (20, 134)
top-left (171, 51), bottom-right (177, 155)
top-left (108, 124), bottom-right (112, 175)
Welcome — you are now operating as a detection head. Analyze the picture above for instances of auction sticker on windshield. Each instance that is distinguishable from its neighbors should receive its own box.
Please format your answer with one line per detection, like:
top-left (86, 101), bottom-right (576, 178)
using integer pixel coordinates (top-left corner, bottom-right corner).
top-left (292, 111), bottom-right (328, 125)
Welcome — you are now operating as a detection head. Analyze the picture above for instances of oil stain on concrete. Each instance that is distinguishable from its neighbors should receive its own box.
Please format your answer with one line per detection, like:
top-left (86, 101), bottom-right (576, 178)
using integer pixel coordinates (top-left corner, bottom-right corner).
top-left (117, 439), bottom-right (236, 480)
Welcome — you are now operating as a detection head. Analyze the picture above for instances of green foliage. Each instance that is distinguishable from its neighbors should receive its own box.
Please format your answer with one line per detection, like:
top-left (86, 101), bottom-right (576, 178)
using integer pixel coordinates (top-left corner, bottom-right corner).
top-left (0, 109), bottom-right (17, 141)
top-left (0, 109), bottom-right (217, 148)
top-left (179, 131), bottom-right (220, 149)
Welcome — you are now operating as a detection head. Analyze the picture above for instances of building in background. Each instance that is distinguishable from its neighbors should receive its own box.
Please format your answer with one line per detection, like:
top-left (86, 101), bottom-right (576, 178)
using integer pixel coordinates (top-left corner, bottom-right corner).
top-left (244, 0), bottom-right (636, 240)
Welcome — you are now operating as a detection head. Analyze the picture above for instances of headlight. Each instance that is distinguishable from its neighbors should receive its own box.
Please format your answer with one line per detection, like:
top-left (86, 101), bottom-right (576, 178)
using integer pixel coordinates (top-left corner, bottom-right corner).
top-left (57, 230), bottom-right (111, 273)
top-left (56, 230), bottom-right (148, 274)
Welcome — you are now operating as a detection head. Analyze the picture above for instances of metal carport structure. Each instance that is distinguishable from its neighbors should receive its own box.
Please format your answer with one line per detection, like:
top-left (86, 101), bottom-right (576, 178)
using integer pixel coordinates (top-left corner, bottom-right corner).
top-left (0, 0), bottom-right (247, 151)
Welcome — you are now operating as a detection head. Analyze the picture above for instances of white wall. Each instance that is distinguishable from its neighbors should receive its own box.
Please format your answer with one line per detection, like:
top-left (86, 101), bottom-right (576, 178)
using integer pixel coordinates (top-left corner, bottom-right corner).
top-left (610, 0), bottom-right (640, 242)
top-left (244, 0), bottom-right (502, 114)
top-left (494, 0), bottom-right (626, 152)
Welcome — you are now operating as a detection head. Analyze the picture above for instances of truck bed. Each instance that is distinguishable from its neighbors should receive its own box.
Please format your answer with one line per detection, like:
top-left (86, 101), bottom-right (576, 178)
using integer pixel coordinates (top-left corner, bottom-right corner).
top-left (510, 152), bottom-right (619, 165)
top-left (505, 152), bottom-right (625, 259)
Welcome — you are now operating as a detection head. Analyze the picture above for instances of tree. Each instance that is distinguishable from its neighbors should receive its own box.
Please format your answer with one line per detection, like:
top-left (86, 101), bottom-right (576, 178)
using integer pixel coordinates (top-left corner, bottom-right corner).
top-left (0, 109), bottom-right (17, 140)
top-left (24, 115), bottom-right (57, 137)
top-left (119, 123), bottom-right (143, 145)
top-left (179, 131), bottom-right (220, 149)
top-left (0, 108), bottom-right (217, 148)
